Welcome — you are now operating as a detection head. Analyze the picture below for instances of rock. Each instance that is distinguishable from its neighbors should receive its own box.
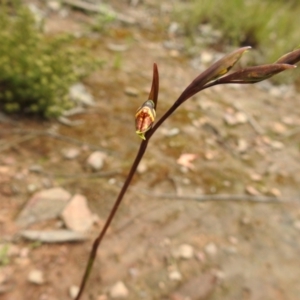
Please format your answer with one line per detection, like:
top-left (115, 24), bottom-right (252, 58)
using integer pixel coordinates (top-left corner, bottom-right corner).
top-left (61, 148), bottom-right (80, 160)
top-left (168, 270), bottom-right (182, 281)
top-left (176, 154), bottom-right (197, 170)
top-left (272, 122), bottom-right (287, 134)
top-left (28, 270), bottom-right (44, 285)
top-left (61, 194), bottom-right (95, 232)
top-left (107, 43), bottom-right (128, 52)
top-left (20, 230), bottom-right (86, 243)
top-left (269, 140), bottom-right (284, 150)
top-left (173, 244), bottom-right (194, 259)
top-left (293, 220), bottom-right (300, 230)
top-left (250, 172), bottom-right (262, 182)
top-left (223, 111), bottom-right (247, 125)
top-left (87, 151), bottom-right (106, 171)
top-left (237, 139), bottom-right (248, 153)
top-left (200, 51), bottom-right (214, 64)
top-left (16, 188), bottom-right (72, 227)
top-left (228, 236), bottom-right (238, 245)
top-left (47, 1), bottom-right (61, 11)
top-left (161, 127), bottom-right (180, 137)
top-left (69, 83), bottom-right (95, 106)
top-left (204, 243), bottom-right (218, 256)
top-left (109, 281), bottom-right (129, 299)
top-left (69, 285), bottom-right (79, 299)
top-left (137, 161), bottom-right (148, 174)
top-left (245, 185), bottom-right (260, 196)
top-left (124, 87), bottom-right (139, 97)
top-left (27, 184), bottom-right (38, 193)
top-left (170, 272), bottom-right (217, 300)
top-left (267, 187), bottom-right (282, 197)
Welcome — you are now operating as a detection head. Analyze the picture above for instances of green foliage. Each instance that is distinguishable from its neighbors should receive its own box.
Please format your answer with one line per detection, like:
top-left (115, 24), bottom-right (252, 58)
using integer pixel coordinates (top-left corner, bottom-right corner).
top-left (0, 5), bottom-right (101, 118)
top-left (175, 0), bottom-right (300, 72)
top-left (0, 244), bottom-right (10, 266)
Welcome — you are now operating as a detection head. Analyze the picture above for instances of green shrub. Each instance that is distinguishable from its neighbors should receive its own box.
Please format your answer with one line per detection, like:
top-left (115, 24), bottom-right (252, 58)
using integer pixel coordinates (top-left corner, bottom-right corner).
top-left (0, 5), bottom-right (101, 118)
top-left (175, 0), bottom-right (300, 68)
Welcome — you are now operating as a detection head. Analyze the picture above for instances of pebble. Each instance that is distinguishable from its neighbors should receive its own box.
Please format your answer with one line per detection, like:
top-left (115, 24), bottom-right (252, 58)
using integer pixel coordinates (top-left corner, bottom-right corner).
top-left (204, 242), bottom-right (218, 256)
top-left (61, 194), bottom-right (95, 232)
top-left (268, 187), bottom-right (282, 197)
top-left (161, 127), bottom-right (180, 137)
top-left (47, 0), bottom-right (61, 11)
top-left (269, 140), bottom-right (284, 150)
top-left (174, 244), bottom-right (194, 259)
top-left (223, 111), bottom-right (248, 125)
top-left (168, 270), bottom-right (182, 281)
top-left (200, 51), bottom-right (214, 64)
top-left (228, 236), bottom-right (238, 245)
top-left (61, 148), bottom-right (80, 160)
top-left (137, 161), bottom-right (148, 174)
top-left (28, 270), bottom-right (44, 285)
top-left (250, 172), bottom-right (262, 182)
top-left (245, 185), bottom-right (261, 196)
top-left (69, 285), bottom-right (79, 299)
top-left (87, 151), bottom-right (107, 171)
top-left (293, 220), bottom-right (300, 230)
top-left (237, 139), bottom-right (248, 153)
top-left (124, 87), bottom-right (139, 97)
top-left (69, 83), bottom-right (95, 106)
top-left (20, 230), bottom-right (87, 243)
top-left (109, 281), bottom-right (129, 299)
top-left (27, 184), bottom-right (38, 193)
top-left (107, 43), bottom-right (129, 52)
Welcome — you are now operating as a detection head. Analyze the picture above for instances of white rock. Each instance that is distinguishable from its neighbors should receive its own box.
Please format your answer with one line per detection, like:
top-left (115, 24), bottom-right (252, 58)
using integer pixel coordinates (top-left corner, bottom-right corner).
top-left (20, 230), bottom-right (86, 243)
top-left (61, 148), bottom-right (80, 160)
top-left (177, 244), bottom-right (194, 259)
top-left (204, 243), bottom-right (218, 256)
top-left (69, 83), bottom-right (95, 106)
top-left (28, 270), bottom-right (44, 285)
top-left (200, 51), bottom-right (214, 64)
top-left (293, 220), bottom-right (300, 230)
top-left (87, 151), bottom-right (106, 171)
top-left (109, 281), bottom-right (129, 299)
top-left (168, 270), bottom-right (182, 281)
top-left (124, 87), bottom-right (139, 97)
top-left (161, 127), bottom-right (180, 137)
top-left (47, 1), bottom-right (61, 11)
top-left (69, 285), bottom-right (79, 299)
top-left (61, 194), bottom-right (95, 232)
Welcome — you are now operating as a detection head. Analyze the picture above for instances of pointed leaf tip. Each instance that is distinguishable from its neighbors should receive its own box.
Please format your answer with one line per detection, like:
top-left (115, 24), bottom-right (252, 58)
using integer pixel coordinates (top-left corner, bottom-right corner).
top-left (148, 63), bottom-right (159, 110)
top-left (275, 48), bottom-right (300, 65)
top-left (178, 47), bottom-right (251, 102)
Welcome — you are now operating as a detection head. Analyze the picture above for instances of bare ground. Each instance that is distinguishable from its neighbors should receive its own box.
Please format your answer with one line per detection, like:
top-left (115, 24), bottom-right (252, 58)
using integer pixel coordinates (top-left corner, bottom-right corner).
top-left (1, 1), bottom-right (300, 300)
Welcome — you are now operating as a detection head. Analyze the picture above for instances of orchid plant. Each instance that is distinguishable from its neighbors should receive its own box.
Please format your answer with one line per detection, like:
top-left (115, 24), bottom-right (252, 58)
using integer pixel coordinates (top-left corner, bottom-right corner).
top-left (75, 46), bottom-right (300, 299)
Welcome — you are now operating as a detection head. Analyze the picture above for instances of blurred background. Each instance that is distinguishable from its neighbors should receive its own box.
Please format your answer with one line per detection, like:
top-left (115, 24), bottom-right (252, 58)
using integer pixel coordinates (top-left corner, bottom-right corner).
top-left (0, 1), bottom-right (300, 300)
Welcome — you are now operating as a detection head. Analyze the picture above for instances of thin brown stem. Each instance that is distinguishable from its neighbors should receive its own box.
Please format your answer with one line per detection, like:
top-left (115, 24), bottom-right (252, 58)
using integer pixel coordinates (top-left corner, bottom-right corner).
top-left (75, 139), bottom-right (148, 300)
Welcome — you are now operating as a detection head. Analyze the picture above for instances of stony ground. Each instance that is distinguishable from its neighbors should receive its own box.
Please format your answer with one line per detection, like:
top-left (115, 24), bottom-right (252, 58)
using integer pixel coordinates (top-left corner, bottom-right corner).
top-left (1, 1), bottom-right (300, 300)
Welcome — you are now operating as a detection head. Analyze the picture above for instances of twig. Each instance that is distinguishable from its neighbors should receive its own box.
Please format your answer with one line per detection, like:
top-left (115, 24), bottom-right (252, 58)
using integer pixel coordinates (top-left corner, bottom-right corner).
top-left (0, 134), bottom-right (39, 152)
top-left (140, 190), bottom-right (291, 203)
top-left (30, 169), bottom-right (119, 179)
top-left (232, 103), bottom-right (265, 135)
top-left (61, 0), bottom-right (136, 24)
top-left (0, 129), bottom-right (112, 153)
